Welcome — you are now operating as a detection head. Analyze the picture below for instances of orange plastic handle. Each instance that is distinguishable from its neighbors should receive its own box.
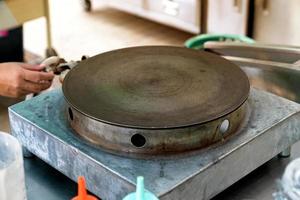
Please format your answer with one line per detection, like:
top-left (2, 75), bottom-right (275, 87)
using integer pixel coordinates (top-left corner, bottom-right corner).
top-left (72, 176), bottom-right (98, 200)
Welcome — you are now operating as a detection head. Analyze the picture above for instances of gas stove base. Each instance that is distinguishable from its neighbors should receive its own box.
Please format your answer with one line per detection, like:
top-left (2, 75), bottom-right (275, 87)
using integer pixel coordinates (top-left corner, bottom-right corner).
top-left (9, 88), bottom-right (300, 200)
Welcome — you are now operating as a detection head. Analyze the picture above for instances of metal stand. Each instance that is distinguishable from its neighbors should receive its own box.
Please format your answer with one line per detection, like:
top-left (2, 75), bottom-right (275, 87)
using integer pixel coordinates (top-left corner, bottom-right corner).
top-left (22, 146), bottom-right (34, 158)
top-left (278, 147), bottom-right (291, 158)
top-left (9, 88), bottom-right (300, 200)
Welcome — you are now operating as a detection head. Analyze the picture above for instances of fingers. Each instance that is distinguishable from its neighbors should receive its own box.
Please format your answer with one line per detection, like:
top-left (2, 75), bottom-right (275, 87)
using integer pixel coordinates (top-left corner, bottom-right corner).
top-left (6, 89), bottom-right (28, 98)
top-left (16, 89), bottom-right (32, 97)
top-left (0, 63), bottom-right (54, 98)
top-left (19, 63), bottom-right (46, 71)
top-left (20, 68), bottom-right (54, 95)
top-left (8, 81), bottom-right (51, 98)
top-left (21, 80), bottom-right (52, 94)
top-left (22, 69), bottom-right (54, 83)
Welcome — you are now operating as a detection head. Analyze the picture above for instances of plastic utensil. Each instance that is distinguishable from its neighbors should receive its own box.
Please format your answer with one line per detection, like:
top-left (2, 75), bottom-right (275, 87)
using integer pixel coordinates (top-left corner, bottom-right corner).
top-left (0, 131), bottom-right (26, 200)
top-left (123, 176), bottom-right (159, 200)
top-left (273, 158), bottom-right (300, 200)
top-left (72, 176), bottom-right (98, 200)
top-left (184, 33), bottom-right (255, 49)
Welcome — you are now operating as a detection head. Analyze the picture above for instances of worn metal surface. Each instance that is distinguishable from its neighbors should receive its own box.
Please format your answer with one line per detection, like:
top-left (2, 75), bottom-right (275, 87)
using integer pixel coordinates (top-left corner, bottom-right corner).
top-left (22, 143), bottom-right (300, 200)
top-left (63, 46), bottom-right (249, 155)
top-left (63, 46), bottom-right (249, 129)
top-left (205, 42), bottom-right (300, 63)
top-left (69, 101), bottom-right (247, 156)
top-left (9, 88), bottom-right (300, 200)
top-left (204, 42), bottom-right (300, 103)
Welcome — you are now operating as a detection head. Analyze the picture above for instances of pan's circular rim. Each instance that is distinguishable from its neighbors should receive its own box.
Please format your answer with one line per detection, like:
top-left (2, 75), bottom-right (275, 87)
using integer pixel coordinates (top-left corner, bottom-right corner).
top-left (62, 45), bottom-right (250, 129)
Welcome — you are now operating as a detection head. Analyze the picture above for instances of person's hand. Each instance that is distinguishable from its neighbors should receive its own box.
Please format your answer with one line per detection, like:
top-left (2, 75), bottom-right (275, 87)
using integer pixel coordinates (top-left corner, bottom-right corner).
top-left (0, 62), bottom-right (54, 98)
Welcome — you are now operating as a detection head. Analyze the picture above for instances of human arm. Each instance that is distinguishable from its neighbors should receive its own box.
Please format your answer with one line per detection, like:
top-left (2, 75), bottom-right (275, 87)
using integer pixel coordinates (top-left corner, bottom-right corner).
top-left (0, 62), bottom-right (54, 98)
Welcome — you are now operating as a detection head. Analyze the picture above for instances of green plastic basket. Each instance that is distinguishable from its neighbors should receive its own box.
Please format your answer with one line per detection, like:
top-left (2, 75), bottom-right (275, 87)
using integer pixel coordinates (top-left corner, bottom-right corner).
top-left (185, 34), bottom-right (255, 49)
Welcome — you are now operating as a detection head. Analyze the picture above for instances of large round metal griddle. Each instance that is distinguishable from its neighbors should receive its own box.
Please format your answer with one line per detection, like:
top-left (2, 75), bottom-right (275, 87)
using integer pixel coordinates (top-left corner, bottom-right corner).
top-left (63, 46), bottom-right (250, 156)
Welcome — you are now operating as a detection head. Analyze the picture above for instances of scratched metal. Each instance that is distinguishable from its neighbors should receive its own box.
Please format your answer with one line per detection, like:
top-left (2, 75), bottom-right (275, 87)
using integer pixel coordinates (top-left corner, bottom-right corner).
top-left (8, 88), bottom-right (300, 200)
top-left (63, 46), bottom-right (250, 155)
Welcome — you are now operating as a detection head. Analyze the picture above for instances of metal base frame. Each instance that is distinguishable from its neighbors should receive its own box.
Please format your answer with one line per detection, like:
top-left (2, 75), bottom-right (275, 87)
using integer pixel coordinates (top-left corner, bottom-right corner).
top-left (8, 88), bottom-right (300, 200)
